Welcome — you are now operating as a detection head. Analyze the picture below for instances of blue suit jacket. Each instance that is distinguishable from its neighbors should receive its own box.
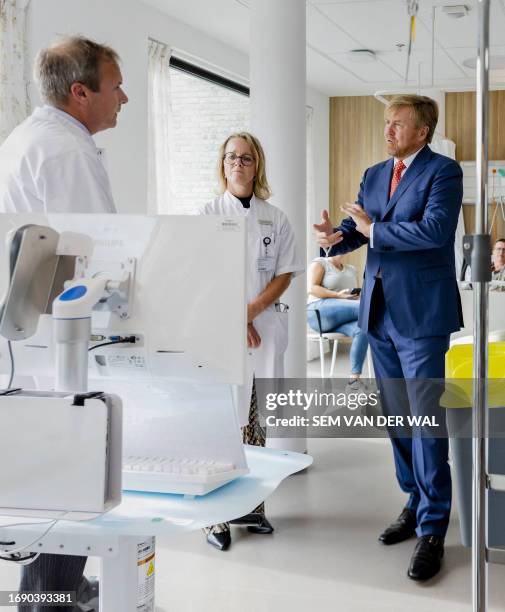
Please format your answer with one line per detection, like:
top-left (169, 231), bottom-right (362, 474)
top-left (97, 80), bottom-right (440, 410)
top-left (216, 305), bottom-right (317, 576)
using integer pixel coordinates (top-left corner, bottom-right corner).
top-left (328, 145), bottom-right (464, 339)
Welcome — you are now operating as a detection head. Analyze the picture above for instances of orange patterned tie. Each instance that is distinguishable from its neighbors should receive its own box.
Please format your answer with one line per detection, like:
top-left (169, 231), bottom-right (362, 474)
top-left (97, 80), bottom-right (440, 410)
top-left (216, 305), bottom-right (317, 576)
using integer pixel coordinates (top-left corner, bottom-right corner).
top-left (389, 160), bottom-right (406, 198)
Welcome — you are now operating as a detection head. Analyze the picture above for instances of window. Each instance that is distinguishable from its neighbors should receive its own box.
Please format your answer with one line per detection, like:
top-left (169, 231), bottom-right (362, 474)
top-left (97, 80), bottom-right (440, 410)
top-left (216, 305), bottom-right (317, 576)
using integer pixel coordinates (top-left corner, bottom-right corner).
top-left (168, 58), bottom-right (250, 213)
top-left (148, 49), bottom-right (314, 218)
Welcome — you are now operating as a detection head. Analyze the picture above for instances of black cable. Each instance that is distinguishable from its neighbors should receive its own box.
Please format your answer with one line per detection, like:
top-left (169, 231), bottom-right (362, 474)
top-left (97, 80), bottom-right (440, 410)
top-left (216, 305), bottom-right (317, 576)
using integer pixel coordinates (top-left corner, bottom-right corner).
top-left (7, 340), bottom-right (14, 388)
top-left (0, 552), bottom-right (38, 563)
top-left (3, 337), bottom-right (134, 388)
top-left (88, 340), bottom-right (124, 352)
top-left (0, 388), bottom-right (21, 396)
top-left (0, 538), bottom-right (40, 565)
top-left (88, 336), bottom-right (136, 353)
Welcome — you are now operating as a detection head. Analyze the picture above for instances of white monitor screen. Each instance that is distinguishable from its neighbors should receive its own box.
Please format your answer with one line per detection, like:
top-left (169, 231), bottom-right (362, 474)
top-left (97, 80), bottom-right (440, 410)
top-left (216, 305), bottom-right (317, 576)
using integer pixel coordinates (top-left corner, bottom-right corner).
top-left (0, 214), bottom-right (246, 386)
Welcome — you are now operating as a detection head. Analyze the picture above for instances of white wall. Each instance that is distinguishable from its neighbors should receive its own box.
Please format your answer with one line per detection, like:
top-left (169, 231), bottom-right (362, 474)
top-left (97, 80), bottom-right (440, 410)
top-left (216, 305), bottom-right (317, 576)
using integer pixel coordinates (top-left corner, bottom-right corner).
top-left (307, 87), bottom-right (329, 262)
top-left (27, 0), bottom-right (330, 223)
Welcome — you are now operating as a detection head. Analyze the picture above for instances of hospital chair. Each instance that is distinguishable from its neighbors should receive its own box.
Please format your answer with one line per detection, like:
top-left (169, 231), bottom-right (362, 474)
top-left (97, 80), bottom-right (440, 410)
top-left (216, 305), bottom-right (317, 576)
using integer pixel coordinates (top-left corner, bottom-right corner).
top-left (307, 308), bottom-right (373, 379)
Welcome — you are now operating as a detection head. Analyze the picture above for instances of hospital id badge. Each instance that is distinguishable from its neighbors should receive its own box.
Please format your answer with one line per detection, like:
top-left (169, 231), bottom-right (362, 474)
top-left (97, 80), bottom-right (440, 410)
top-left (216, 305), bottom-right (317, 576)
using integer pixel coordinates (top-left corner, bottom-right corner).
top-left (257, 256), bottom-right (275, 272)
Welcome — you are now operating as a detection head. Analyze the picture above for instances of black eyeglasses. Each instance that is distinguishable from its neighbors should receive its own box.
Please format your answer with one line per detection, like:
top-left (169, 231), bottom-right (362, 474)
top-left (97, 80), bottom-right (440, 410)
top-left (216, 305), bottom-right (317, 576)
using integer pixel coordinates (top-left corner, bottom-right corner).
top-left (223, 152), bottom-right (255, 167)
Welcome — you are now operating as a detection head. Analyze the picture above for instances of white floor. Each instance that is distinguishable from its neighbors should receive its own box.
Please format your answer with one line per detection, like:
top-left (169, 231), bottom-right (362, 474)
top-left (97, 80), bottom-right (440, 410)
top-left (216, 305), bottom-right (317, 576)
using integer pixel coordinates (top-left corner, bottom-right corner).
top-left (144, 438), bottom-right (505, 612)
top-left (0, 350), bottom-right (504, 611)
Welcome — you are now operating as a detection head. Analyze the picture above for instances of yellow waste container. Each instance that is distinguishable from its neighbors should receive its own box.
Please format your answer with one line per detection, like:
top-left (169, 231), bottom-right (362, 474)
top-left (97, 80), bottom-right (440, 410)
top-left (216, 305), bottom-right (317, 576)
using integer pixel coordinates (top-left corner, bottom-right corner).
top-left (442, 340), bottom-right (505, 547)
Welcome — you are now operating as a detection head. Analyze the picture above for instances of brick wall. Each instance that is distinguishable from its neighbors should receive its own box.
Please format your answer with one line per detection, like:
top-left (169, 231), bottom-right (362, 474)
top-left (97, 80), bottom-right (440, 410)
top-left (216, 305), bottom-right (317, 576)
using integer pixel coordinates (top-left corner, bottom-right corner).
top-left (169, 68), bottom-right (250, 214)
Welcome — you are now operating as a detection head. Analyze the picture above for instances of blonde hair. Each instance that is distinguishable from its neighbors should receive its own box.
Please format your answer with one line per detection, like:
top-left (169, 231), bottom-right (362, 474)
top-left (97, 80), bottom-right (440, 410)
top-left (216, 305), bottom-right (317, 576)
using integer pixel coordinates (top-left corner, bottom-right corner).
top-left (217, 132), bottom-right (272, 200)
top-left (385, 95), bottom-right (438, 143)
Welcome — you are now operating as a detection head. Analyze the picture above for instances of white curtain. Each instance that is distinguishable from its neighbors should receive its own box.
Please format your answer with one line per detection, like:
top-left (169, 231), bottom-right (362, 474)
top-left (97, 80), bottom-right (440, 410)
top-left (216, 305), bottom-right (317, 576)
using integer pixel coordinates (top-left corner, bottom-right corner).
top-left (0, 0), bottom-right (31, 145)
top-left (147, 39), bottom-right (173, 214)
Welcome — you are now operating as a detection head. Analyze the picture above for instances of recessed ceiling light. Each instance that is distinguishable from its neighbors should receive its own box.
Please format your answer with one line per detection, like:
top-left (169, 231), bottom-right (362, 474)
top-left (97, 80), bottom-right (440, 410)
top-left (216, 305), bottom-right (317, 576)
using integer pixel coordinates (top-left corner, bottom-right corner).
top-left (442, 4), bottom-right (470, 18)
top-left (463, 55), bottom-right (505, 70)
top-left (347, 49), bottom-right (377, 64)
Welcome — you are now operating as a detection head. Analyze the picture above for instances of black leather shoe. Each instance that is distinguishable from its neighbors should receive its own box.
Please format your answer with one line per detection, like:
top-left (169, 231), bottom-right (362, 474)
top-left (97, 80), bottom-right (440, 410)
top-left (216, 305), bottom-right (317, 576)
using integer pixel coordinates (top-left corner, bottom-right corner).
top-left (230, 513), bottom-right (274, 534)
top-left (229, 513), bottom-right (260, 526)
top-left (247, 515), bottom-right (274, 535)
top-left (408, 535), bottom-right (444, 581)
top-left (378, 507), bottom-right (416, 545)
top-left (206, 530), bottom-right (231, 551)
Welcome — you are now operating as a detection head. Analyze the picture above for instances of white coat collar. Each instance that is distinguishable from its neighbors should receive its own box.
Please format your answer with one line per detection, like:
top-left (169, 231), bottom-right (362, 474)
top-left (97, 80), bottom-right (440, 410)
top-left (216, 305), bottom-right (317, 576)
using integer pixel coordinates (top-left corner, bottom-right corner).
top-left (224, 190), bottom-right (263, 215)
top-left (46, 105), bottom-right (90, 135)
top-left (35, 106), bottom-right (98, 149)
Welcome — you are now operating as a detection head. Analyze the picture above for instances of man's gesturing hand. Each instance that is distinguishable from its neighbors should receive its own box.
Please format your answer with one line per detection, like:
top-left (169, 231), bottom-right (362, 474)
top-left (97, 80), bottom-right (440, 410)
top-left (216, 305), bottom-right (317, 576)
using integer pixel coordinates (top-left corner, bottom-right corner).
top-left (313, 209), bottom-right (343, 250)
top-left (340, 202), bottom-right (372, 238)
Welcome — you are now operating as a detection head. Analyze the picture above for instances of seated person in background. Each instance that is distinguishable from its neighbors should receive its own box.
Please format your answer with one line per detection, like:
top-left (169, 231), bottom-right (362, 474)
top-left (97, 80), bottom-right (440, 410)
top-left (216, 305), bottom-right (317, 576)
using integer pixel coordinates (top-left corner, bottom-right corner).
top-left (491, 238), bottom-right (505, 290)
top-left (307, 254), bottom-right (368, 389)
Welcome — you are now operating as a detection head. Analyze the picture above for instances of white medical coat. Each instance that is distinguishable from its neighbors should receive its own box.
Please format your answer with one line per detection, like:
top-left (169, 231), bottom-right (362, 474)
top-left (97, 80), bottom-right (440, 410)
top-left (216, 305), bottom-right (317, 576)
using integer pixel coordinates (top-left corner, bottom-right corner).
top-left (201, 191), bottom-right (304, 425)
top-left (0, 106), bottom-right (116, 214)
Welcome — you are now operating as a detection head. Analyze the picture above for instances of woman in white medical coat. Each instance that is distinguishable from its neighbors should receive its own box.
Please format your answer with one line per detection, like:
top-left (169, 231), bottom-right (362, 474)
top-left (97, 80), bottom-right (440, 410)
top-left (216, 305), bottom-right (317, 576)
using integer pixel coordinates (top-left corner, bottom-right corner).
top-left (201, 132), bottom-right (304, 550)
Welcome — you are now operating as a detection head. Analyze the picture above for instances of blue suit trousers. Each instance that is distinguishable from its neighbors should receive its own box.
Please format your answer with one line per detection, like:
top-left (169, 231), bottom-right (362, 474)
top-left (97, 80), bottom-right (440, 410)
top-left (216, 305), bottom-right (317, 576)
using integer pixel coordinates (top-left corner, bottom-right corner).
top-left (367, 280), bottom-right (451, 537)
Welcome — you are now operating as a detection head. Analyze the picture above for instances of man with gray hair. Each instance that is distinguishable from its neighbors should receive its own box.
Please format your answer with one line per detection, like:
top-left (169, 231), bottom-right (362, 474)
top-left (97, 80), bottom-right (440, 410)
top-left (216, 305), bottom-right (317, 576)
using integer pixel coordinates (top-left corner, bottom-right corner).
top-left (0, 35), bottom-right (128, 214)
top-left (0, 35), bottom-right (128, 611)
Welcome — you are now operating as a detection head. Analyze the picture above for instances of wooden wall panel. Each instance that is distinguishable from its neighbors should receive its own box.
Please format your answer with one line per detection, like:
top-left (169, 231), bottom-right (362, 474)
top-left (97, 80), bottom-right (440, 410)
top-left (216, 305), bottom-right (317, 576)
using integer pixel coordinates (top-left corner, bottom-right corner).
top-left (329, 96), bottom-right (387, 280)
top-left (446, 91), bottom-right (505, 162)
top-left (445, 92), bottom-right (476, 161)
top-left (462, 204), bottom-right (505, 244)
top-left (446, 91), bottom-right (505, 241)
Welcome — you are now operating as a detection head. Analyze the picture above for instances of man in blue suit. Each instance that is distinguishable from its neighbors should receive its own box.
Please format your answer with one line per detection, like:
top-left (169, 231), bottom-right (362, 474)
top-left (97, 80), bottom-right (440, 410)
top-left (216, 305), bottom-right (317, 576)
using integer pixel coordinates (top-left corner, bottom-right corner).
top-left (314, 95), bottom-right (463, 581)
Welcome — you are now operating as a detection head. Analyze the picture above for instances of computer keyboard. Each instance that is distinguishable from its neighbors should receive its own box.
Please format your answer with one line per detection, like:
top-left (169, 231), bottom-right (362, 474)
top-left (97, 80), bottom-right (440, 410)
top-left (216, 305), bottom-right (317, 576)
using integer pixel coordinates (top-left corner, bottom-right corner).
top-left (122, 456), bottom-right (249, 497)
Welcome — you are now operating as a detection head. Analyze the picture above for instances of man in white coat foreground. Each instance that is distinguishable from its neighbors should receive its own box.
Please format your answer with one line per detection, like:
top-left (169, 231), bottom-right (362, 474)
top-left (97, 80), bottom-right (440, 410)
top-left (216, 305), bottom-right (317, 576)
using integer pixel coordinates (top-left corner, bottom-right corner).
top-left (0, 35), bottom-right (128, 611)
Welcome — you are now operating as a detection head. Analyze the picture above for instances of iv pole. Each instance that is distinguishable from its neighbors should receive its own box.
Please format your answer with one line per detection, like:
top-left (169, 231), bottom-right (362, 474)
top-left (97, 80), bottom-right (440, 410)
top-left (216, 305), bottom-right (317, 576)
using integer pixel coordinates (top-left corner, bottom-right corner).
top-left (472, 0), bottom-right (490, 610)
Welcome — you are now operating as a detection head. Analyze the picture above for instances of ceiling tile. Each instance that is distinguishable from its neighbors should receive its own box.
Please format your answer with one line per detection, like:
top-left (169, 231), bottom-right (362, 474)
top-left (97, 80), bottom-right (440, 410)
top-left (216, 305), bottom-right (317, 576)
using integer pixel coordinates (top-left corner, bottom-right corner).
top-left (307, 45), bottom-right (365, 94)
top-left (379, 48), bottom-right (466, 82)
top-left (326, 52), bottom-right (402, 82)
top-left (447, 46), bottom-right (505, 87)
top-left (142, 0), bottom-right (505, 96)
top-left (317, 0), bottom-right (433, 52)
top-left (416, 1), bottom-right (505, 49)
top-left (307, 3), bottom-right (361, 53)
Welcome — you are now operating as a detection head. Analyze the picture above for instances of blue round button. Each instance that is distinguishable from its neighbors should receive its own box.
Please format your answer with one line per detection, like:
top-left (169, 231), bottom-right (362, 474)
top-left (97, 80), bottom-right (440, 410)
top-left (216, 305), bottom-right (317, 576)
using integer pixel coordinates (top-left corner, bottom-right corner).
top-left (59, 285), bottom-right (87, 301)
